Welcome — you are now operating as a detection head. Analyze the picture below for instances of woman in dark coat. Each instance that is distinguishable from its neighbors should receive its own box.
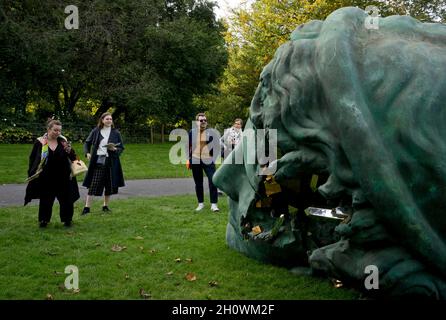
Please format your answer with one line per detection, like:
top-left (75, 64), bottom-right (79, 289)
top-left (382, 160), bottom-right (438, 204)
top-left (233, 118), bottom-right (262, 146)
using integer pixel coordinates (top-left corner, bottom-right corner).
top-left (25, 120), bottom-right (80, 227)
top-left (81, 112), bottom-right (125, 214)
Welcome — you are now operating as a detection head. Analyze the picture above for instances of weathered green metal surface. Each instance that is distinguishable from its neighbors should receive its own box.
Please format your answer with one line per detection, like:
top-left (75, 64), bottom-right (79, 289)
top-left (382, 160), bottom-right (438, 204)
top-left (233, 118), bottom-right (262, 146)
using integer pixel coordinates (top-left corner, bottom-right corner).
top-left (214, 7), bottom-right (446, 298)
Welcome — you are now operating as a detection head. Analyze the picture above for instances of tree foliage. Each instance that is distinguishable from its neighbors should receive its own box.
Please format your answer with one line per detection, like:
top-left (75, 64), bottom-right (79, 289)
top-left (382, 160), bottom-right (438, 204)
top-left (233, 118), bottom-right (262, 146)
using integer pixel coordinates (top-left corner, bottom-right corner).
top-left (204, 0), bottom-right (446, 129)
top-left (0, 0), bottom-right (227, 125)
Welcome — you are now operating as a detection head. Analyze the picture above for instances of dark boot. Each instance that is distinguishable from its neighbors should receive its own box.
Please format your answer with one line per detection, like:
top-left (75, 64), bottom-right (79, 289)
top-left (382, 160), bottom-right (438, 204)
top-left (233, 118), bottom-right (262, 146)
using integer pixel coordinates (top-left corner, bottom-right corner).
top-left (81, 207), bottom-right (90, 215)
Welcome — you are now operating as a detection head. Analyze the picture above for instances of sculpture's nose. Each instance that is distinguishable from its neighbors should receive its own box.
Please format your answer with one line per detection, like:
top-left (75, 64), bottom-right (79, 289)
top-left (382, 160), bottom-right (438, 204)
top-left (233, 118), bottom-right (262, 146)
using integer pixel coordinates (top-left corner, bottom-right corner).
top-left (250, 84), bottom-right (265, 129)
top-left (213, 143), bottom-right (245, 201)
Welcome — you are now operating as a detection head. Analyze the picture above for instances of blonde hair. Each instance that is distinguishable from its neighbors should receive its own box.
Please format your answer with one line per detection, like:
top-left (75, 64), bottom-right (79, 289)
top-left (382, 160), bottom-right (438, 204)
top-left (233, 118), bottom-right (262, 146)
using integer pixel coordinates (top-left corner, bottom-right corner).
top-left (234, 118), bottom-right (243, 126)
top-left (46, 119), bottom-right (62, 129)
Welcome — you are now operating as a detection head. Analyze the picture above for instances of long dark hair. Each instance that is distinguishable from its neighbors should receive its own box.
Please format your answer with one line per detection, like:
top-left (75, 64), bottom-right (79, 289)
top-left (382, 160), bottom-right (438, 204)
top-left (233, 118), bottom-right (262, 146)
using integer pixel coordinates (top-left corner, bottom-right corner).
top-left (97, 112), bottom-right (114, 129)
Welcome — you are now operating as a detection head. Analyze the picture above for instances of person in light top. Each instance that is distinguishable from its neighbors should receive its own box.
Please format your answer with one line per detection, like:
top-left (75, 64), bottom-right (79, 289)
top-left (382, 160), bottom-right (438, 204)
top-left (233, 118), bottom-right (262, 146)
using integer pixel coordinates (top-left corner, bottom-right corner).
top-left (81, 112), bottom-right (125, 215)
top-left (220, 118), bottom-right (243, 157)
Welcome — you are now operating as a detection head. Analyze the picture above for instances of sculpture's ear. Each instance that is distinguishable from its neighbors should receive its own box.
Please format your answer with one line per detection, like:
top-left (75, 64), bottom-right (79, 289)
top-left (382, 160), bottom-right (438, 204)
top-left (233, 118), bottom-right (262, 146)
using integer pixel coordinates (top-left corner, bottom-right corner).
top-left (291, 20), bottom-right (323, 41)
top-left (271, 39), bottom-right (321, 132)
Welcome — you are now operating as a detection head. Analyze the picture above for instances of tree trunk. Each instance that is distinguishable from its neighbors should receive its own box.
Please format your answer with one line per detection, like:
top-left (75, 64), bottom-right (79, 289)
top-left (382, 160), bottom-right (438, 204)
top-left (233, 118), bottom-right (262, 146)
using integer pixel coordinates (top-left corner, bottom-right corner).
top-left (161, 124), bottom-right (165, 143)
top-left (53, 89), bottom-right (62, 116)
top-left (150, 126), bottom-right (154, 144)
top-left (14, 85), bottom-right (28, 120)
top-left (64, 85), bottom-right (83, 117)
top-left (94, 98), bottom-right (113, 117)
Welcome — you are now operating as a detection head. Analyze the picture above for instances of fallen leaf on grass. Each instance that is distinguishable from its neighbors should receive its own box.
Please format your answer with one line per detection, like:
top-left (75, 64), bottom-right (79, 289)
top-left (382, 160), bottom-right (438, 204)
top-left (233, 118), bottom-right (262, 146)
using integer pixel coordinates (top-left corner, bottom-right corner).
top-left (149, 249), bottom-right (157, 254)
top-left (43, 250), bottom-right (58, 256)
top-left (73, 289), bottom-right (80, 294)
top-left (185, 273), bottom-right (197, 281)
top-left (185, 258), bottom-right (193, 263)
top-left (208, 281), bottom-right (218, 287)
top-left (139, 288), bottom-right (151, 299)
top-left (134, 236), bottom-right (144, 240)
top-left (251, 225), bottom-right (262, 235)
top-left (125, 273), bottom-right (130, 280)
top-left (331, 278), bottom-right (343, 288)
top-left (111, 244), bottom-right (127, 252)
top-left (166, 271), bottom-right (174, 276)
top-left (175, 258), bottom-right (182, 263)
top-left (139, 246), bottom-right (144, 251)
top-left (46, 293), bottom-right (54, 300)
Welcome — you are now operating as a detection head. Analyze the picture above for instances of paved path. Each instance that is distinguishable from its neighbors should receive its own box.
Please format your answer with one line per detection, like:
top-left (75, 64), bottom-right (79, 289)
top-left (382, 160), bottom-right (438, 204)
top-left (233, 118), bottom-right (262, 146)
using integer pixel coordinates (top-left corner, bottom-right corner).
top-left (0, 178), bottom-right (205, 207)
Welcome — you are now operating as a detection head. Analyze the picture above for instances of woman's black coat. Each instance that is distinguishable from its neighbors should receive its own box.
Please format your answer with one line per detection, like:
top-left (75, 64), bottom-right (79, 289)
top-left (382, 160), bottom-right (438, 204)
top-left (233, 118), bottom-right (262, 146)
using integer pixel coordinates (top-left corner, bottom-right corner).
top-left (82, 127), bottom-right (125, 191)
top-left (24, 138), bottom-right (80, 205)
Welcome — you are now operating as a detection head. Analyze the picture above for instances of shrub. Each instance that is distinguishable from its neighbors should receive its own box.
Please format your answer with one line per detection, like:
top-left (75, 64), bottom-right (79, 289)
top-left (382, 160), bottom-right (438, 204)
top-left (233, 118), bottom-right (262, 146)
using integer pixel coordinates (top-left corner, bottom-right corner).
top-left (0, 127), bottom-right (34, 144)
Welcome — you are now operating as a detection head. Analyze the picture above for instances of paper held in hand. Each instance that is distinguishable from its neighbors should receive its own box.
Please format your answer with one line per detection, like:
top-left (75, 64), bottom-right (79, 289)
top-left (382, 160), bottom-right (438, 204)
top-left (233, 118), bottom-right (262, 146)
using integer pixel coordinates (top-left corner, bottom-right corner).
top-left (104, 142), bottom-right (120, 148)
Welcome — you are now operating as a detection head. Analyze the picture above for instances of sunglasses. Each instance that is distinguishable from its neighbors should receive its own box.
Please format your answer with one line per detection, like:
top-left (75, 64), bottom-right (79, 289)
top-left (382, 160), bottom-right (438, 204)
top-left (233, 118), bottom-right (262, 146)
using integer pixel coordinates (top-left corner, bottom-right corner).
top-left (199, 119), bottom-right (207, 123)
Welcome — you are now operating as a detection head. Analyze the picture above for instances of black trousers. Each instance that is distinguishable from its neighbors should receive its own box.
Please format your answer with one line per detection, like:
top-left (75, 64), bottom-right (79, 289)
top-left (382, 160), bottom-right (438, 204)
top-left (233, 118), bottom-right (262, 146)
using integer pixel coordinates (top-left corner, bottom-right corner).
top-left (39, 186), bottom-right (73, 223)
top-left (191, 159), bottom-right (218, 204)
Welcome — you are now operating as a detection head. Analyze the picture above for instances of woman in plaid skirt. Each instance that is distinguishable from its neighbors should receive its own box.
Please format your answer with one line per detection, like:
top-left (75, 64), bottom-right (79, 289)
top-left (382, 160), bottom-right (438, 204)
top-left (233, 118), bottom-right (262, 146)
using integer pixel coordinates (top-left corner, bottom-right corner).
top-left (81, 112), bottom-right (125, 215)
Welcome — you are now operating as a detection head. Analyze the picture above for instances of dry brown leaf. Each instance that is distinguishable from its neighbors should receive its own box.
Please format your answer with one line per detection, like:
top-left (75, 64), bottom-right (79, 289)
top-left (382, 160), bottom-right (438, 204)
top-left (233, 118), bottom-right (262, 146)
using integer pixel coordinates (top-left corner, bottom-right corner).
top-left (111, 244), bottom-right (127, 252)
top-left (331, 279), bottom-right (343, 288)
top-left (251, 225), bottom-right (262, 235)
top-left (208, 281), bottom-right (218, 287)
top-left (185, 272), bottom-right (197, 281)
top-left (139, 288), bottom-right (151, 300)
top-left (46, 293), bottom-right (54, 300)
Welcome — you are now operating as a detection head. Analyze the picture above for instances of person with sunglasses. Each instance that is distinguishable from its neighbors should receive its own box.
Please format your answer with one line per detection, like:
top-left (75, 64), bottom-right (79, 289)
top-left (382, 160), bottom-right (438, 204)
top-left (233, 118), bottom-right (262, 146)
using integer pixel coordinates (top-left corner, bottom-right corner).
top-left (188, 113), bottom-right (220, 212)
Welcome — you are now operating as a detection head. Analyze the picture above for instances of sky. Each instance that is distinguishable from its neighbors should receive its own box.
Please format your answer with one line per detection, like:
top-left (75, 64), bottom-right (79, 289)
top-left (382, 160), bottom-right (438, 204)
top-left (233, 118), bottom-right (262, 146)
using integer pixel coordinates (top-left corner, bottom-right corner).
top-left (213, 0), bottom-right (254, 20)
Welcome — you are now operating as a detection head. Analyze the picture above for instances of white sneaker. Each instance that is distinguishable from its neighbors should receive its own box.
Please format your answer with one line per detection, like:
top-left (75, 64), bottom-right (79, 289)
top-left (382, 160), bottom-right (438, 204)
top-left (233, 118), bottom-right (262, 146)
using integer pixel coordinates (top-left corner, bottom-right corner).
top-left (195, 203), bottom-right (205, 211)
top-left (211, 203), bottom-right (220, 212)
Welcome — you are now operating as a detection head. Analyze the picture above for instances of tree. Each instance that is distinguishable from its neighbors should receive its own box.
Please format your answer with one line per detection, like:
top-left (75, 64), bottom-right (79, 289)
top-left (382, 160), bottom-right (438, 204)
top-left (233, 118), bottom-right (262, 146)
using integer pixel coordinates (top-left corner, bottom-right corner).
top-left (204, 0), bottom-right (446, 127)
top-left (0, 0), bottom-right (227, 126)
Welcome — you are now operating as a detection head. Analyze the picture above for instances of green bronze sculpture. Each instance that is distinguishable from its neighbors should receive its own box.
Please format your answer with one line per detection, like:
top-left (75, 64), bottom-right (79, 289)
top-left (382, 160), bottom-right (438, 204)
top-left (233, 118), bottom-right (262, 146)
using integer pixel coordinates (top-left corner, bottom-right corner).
top-left (213, 7), bottom-right (446, 298)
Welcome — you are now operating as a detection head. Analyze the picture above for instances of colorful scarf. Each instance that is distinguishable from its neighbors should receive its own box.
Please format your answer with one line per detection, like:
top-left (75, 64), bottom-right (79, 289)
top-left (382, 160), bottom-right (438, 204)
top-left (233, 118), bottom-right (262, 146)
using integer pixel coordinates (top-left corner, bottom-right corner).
top-left (25, 133), bottom-right (49, 182)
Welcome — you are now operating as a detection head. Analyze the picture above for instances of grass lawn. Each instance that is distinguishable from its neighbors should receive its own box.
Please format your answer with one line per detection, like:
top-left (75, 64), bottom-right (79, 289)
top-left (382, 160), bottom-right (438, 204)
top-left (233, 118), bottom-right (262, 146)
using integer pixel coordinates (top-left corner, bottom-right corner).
top-left (0, 195), bottom-right (359, 300)
top-left (0, 143), bottom-right (192, 184)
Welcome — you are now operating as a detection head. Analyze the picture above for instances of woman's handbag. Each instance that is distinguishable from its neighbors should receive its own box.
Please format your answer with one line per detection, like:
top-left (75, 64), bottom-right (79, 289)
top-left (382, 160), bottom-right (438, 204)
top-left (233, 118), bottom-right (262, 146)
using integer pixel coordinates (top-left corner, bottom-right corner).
top-left (71, 158), bottom-right (88, 177)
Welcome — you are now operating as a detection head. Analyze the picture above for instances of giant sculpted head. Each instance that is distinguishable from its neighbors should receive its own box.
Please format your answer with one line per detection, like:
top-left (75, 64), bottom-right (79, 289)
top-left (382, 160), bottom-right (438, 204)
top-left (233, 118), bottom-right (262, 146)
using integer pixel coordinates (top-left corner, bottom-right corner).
top-left (214, 7), bottom-right (446, 298)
